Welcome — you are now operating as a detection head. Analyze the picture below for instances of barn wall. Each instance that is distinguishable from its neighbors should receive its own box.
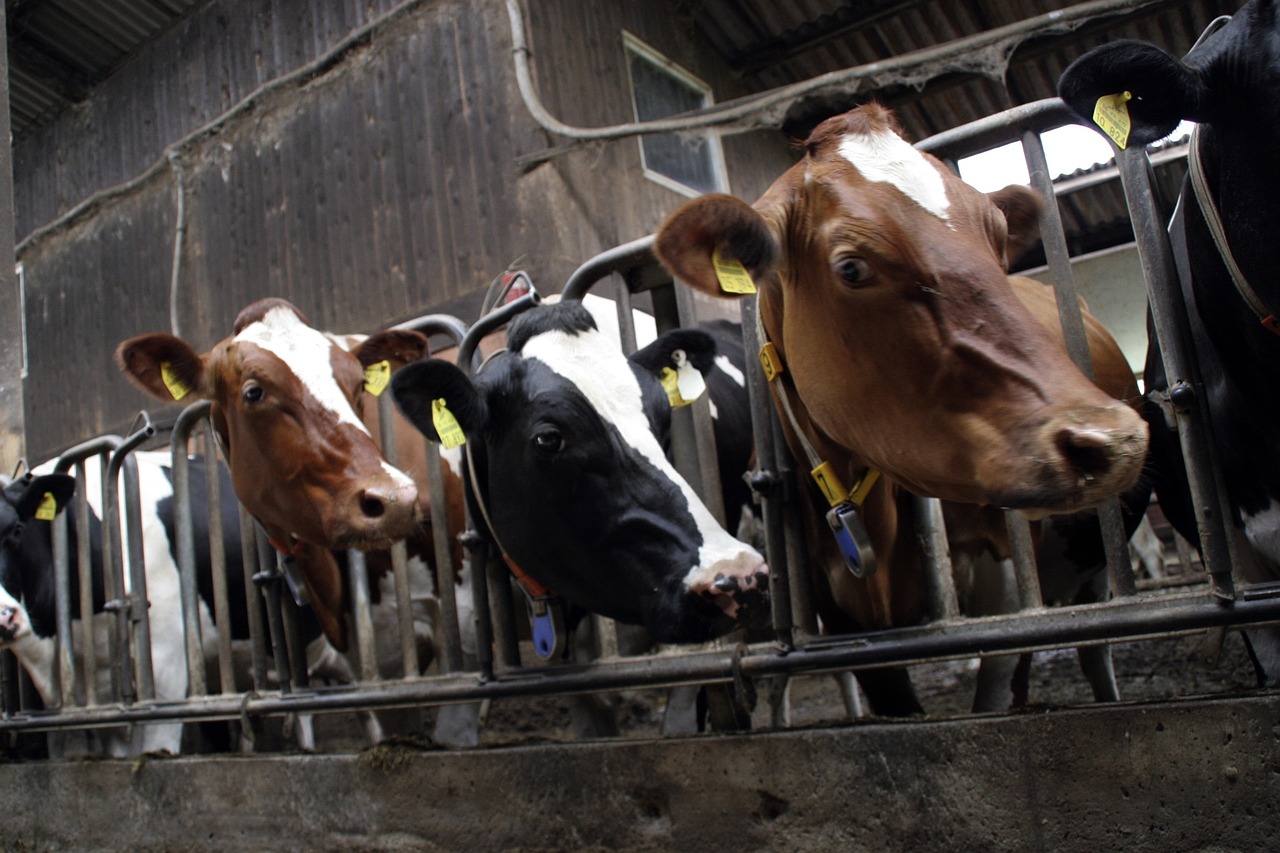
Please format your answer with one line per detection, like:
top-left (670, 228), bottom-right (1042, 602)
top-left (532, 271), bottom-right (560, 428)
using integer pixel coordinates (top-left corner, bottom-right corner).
top-left (12, 0), bottom-right (794, 462)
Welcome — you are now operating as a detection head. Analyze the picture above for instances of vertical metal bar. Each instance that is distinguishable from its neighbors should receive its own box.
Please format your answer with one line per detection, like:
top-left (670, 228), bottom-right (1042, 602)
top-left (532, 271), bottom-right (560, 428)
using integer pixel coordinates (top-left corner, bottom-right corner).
top-left (375, 392), bottom-right (419, 679)
top-left (740, 297), bottom-right (794, 644)
top-left (1024, 129), bottom-right (1135, 597)
top-left (346, 550), bottom-right (379, 683)
top-left (171, 412), bottom-right (207, 697)
top-left (279, 569), bottom-right (309, 692)
top-left (1115, 146), bottom-right (1235, 598)
top-left (469, 542), bottom-right (496, 680)
top-left (50, 495), bottom-right (74, 707)
top-left (119, 453), bottom-right (156, 700)
top-left (75, 459), bottom-right (95, 705)
top-left (915, 496), bottom-right (960, 622)
top-left (489, 555), bottom-right (521, 672)
top-left (426, 441), bottom-right (463, 674)
top-left (201, 431), bottom-right (236, 695)
top-left (241, 510), bottom-right (269, 691)
top-left (1004, 510), bottom-right (1044, 610)
top-left (254, 537), bottom-right (291, 694)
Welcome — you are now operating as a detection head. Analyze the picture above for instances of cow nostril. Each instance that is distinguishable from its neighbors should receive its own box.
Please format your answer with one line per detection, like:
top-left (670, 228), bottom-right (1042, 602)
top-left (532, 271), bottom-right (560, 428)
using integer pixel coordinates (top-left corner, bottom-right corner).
top-left (1057, 427), bottom-right (1113, 482)
top-left (358, 492), bottom-right (386, 519)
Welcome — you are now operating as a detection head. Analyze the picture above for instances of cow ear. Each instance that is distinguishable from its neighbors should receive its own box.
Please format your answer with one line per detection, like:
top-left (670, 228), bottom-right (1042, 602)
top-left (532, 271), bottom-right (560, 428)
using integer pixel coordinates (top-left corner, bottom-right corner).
top-left (391, 359), bottom-right (489, 442)
top-left (115, 334), bottom-right (208, 404)
top-left (15, 474), bottom-right (76, 521)
top-left (1058, 40), bottom-right (1209, 146)
top-left (629, 328), bottom-right (718, 379)
top-left (350, 329), bottom-right (430, 371)
top-left (655, 194), bottom-right (779, 300)
top-left (988, 184), bottom-right (1043, 268)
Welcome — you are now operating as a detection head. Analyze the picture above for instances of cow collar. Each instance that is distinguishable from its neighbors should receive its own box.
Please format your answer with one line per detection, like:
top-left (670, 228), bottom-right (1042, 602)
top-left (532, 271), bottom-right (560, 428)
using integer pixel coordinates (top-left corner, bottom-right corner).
top-left (461, 349), bottom-right (567, 660)
top-left (753, 302), bottom-right (879, 577)
top-left (1188, 123), bottom-right (1280, 337)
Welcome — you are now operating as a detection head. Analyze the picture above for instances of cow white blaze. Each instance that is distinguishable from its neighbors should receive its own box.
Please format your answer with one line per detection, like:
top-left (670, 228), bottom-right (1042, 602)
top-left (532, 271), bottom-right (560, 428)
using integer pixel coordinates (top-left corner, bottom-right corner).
top-left (837, 128), bottom-right (952, 224)
top-left (519, 326), bottom-right (766, 609)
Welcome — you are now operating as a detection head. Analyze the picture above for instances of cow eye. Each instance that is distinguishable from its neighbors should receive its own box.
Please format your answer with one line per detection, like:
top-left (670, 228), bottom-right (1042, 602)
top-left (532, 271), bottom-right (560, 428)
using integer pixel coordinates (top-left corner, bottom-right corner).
top-left (834, 256), bottom-right (871, 286)
top-left (242, 383), bottom-right (264, 404)
top-left (532, 428), bottom-right (564, 455)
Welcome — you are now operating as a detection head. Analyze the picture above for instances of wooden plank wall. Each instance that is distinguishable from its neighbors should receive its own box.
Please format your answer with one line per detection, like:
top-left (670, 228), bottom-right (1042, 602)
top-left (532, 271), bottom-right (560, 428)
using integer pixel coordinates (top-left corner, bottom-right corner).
top-left (12, 0), bottom-right (795, 462)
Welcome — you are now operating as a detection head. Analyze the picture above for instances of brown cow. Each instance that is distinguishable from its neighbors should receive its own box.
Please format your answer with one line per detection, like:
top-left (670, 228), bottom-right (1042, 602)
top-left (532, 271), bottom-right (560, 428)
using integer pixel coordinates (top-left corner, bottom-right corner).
top-left (116, 297), bottom-right (431, 649)
top-left (655, 103), bottom-right (1148, 713)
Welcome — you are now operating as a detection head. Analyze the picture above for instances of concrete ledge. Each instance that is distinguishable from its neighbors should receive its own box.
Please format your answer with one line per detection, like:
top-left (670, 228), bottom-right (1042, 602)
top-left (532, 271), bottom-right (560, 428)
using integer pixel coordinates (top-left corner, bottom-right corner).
top-left (2, 693), bottom-right (1277, 852)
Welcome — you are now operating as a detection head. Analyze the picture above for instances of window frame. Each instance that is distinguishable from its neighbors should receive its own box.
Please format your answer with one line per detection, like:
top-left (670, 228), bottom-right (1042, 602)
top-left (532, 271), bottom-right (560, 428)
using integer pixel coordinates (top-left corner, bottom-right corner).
top-left (623, 31), bottom-right (728, 198)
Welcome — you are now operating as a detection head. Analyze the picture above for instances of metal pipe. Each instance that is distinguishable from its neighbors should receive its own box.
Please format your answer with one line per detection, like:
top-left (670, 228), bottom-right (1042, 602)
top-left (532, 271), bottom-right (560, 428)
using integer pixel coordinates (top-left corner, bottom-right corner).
top-left (916, 497), bottom-right (959, 622)
top-left (562, 235), bottom-right (657, 301)
top-left (200, 430), bottom-right (237, 695)
top-left (346, 551), bottom-right (379, 684)
top-left (171, 401), bottom-right (211, 697)
top-left (106, 419), bottom-right (157, 704)
top-left (375, 391), bottom-right (418, 680)
top-left (241, 511), bottom-right (269, 691)
top-left (1115, 146), bottom-right (1236, 597)
top-left (456, 293), bottom-right (541, 378)
top-left (4, 591), bottom-right (1278, 732)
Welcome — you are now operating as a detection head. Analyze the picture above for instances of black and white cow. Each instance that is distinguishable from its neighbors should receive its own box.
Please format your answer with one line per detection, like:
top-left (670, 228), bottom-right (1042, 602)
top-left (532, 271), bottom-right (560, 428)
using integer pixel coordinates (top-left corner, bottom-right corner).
top-left (0, 451), bottom-right (398, 755)
top-left (1059, 0), bottom-right (1280, 681)
top-left (0, 453), bottom-right (223, 755)
top-left (391, 300), bottom-right (769, 645)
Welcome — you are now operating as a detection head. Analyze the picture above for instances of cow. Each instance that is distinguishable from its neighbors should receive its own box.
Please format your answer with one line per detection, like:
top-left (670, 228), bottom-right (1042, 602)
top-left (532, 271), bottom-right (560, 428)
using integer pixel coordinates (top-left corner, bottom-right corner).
top-left (0, 451), bottom-right (401, 755)
top-left (115, 298), bottom-right (431, 653)
top-left (390, 300), bottom-right (770, 646)
top-left (1058, 0), bottom-right (1280, 683)
top-left (654, 102), bottom-right (1149, 714)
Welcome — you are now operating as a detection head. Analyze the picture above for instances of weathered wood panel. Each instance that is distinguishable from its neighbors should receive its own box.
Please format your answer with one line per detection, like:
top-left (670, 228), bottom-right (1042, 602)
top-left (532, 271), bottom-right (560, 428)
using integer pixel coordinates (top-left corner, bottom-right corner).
top-left (12, 0), bottom-right (794, 461)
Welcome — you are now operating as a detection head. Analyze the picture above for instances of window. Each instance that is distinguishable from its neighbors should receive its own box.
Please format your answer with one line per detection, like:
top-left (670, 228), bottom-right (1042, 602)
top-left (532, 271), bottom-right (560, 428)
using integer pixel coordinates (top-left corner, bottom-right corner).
top-left (624, 33), bottom-right (726, 196)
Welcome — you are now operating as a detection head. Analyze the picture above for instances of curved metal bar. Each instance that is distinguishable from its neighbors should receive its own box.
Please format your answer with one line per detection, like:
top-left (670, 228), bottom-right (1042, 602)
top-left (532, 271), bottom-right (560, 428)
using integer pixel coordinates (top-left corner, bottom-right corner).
top-left (106, 416), bottom-right (156, 703)
top-left (456, 292), bottom-right (542, 378)
top-left (171, 400), bottom-right (213, 697)
top-left (561, 235), bottom-right (657, 301)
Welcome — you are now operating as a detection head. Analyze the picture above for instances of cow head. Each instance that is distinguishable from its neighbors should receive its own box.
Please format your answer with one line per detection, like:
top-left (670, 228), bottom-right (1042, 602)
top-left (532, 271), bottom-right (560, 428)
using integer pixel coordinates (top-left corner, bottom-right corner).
top-left (391, 301), bottom-right (769, 644)
top-left (1059, 1), bottom-right (1280, 336)
top-left (0, 474), bottom-right (76, 643)
top-left (655, 103), bottom-right (1148, 516)
top-left (116, 298), bottom-right (429, 648)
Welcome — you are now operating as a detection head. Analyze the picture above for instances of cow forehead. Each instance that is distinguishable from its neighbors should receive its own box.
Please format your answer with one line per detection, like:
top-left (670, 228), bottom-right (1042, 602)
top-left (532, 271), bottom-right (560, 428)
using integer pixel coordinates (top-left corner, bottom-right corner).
top-left (832, 127), bottom-right (952, 225)
top-left (519, 328), bottom-right (646, 431)
top-left (232, 305), bottom-right (368, 434)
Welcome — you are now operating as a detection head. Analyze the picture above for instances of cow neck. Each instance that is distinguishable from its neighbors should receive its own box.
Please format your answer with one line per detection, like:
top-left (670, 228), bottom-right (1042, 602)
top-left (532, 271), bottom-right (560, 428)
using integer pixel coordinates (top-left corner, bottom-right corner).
top-left (1188, 123), bottom-right (1280, 337)
top-left (463, 349), bottom-right (555, 604)
top-left (753, 300), bottom-right (880, 510)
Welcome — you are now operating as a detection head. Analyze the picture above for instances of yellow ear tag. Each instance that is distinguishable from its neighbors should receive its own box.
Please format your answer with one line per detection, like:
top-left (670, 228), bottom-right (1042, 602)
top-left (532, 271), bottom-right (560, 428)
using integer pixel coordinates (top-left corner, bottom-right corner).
top-left (712, 247), bottom-right (757, 295)
top-left (1092, 91), bottom-right (1133, 149)
top-left (160, 361), bottom-right (192, 402)
top-left (660, 368), bottom-right (689, 408)
top-left (363, 360), bottom-right (391, 397)
top-left (35, 492), bottom-right (58, 522)
top-left (431, 399), bottom-right (467, 450)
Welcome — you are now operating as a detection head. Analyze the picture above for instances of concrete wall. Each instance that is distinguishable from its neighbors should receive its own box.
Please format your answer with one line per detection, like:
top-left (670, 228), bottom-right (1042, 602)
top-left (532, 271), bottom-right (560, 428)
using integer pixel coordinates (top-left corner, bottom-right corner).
top-left (0, 693), bottom-right (1275, 852)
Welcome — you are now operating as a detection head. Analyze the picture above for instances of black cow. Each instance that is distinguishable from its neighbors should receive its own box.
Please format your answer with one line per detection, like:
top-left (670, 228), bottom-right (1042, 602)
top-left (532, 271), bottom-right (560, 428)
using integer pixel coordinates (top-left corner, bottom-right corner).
top-left (391, 300), bottom-right (769, 645)
top-left (1059, 0), bottom-right (1280, 682)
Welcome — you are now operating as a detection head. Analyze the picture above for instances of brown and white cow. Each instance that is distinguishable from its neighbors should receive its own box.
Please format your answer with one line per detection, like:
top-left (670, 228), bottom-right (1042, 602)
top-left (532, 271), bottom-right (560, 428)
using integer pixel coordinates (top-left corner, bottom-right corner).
top-left (655, 103), bottom-right (1149, 713)
top-left (116, 297), bottom-right (431, 649)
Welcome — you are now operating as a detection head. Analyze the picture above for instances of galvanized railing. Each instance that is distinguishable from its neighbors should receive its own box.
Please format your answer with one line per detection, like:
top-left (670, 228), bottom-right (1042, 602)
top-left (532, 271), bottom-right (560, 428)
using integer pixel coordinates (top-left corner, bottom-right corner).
top-left (3, 98), bottom-right (1279, 747)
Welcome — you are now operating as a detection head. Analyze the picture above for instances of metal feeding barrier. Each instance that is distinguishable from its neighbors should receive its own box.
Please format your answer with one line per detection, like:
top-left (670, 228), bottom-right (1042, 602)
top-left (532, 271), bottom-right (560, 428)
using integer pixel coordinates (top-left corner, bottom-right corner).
top-left (3, 98), bottom-right (1280, 748)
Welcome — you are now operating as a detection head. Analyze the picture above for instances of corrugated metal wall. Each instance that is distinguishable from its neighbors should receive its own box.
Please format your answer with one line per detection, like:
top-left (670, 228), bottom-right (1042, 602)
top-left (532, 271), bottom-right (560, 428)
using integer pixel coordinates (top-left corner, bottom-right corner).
top-left (12, 0), bottom-right (795, 462)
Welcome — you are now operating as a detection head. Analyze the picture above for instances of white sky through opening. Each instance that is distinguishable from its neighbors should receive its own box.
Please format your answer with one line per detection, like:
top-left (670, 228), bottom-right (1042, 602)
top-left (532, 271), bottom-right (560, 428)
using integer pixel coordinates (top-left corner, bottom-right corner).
top-left (957, 122), bottom-right (1195, 192)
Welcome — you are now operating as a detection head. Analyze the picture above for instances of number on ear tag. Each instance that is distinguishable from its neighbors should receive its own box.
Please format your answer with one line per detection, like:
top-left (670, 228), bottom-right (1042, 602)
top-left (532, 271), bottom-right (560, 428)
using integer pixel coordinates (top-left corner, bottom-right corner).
top-left (35, 492), bottom-right (58, 522)
top-left (431, 399), bottom-right (467, 449)
top-left (160, 361), bottom-right (192, 401)
top-left (363, 360), bottom-right (391, 396)
top-left (672, 349), bottom-right (706, 402)
top-left (827, 502), bottom-right (877, 578)
top-left (1092, 91), bottom-right (1132, 149)
top-left (712, 247), bottom-right (757, 294)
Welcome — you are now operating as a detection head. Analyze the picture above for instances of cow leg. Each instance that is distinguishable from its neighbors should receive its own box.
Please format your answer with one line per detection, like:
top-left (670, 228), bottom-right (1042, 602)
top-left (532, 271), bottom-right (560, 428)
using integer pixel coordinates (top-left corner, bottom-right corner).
top-left (855, 667), bottom-right (924, 716)
top-left (834, 671), bottom-right (863, 719)
top-left (660, 685), bottom-right (702, 735)
top-left (1077, 645), bottom-right (1120, 702)
top-left (768, 676), bottom-right (792, 728)
top-left (1242, 626), bottom-right (1280, 687)
top-left (973, 653), bottom-right (1024, 712)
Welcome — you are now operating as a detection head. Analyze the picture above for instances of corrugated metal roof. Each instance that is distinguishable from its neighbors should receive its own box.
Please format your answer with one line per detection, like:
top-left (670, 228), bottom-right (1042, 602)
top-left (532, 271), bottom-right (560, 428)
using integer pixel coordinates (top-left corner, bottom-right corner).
top-left (6, 0), bottom-right (202, 140)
